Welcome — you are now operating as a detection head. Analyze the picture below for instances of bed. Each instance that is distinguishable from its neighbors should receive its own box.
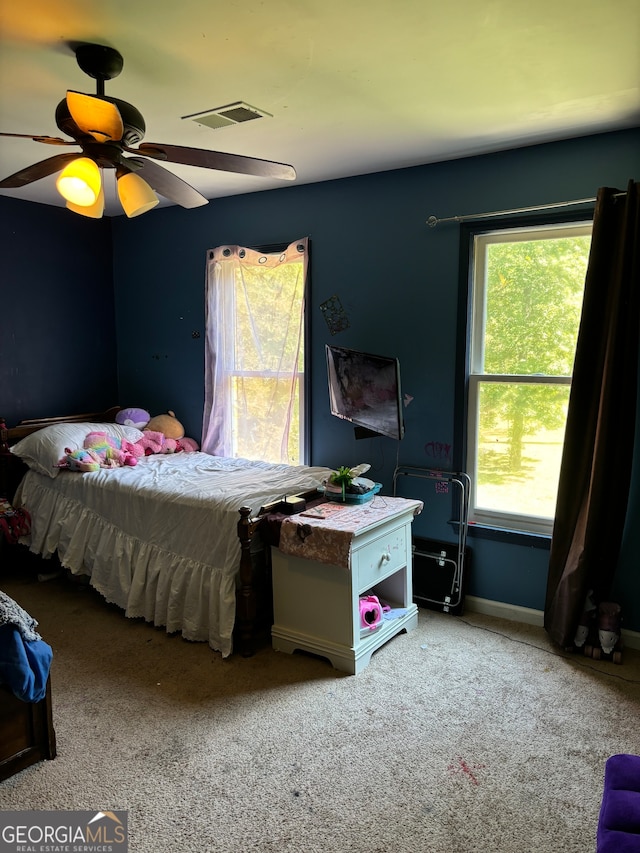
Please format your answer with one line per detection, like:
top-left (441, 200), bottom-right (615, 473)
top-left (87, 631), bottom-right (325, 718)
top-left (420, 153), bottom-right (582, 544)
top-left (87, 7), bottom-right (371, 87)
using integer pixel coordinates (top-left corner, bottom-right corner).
top-left (0, 408), bottom-right (332, 658)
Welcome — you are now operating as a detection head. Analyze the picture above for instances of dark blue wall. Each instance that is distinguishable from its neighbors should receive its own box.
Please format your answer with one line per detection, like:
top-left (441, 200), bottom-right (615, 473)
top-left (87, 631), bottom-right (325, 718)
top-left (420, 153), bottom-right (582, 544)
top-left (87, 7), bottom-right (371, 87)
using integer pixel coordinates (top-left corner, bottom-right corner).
top-left (111, 128), bottom-right (640, 628)
top-left (0, 195), bottom-right (117, 425)
top-left (1, 129), bottom-right (638, 629)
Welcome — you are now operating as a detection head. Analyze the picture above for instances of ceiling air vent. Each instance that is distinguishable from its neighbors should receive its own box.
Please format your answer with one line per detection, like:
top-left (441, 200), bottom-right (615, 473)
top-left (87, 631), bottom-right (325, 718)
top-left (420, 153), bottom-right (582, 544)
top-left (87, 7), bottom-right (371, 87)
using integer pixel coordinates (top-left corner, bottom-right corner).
top-left (182, 102), bottom-right (272, 131)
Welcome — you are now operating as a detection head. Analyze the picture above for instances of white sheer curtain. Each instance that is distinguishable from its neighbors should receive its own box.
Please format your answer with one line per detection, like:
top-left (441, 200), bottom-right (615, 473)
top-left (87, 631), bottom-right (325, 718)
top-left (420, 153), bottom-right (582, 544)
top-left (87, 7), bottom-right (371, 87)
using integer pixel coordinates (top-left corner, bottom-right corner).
top-left (201, 238), bottom-right (308, 464)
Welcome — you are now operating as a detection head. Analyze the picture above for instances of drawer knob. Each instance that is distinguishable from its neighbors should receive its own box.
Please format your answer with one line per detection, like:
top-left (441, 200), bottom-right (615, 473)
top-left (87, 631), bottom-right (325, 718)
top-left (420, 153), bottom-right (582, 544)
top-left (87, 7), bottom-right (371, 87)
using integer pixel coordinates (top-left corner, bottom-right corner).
top-left (381, 551), bottom-right (391, 563)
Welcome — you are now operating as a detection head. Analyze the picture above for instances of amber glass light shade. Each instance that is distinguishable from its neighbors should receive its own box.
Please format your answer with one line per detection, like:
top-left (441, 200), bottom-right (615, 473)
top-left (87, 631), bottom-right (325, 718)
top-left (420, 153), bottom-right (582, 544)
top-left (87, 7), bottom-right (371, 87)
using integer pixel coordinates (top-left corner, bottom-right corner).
top-left (56, 157), bottom-right (101, 206)
top-left (117, 172), bottom-right (159, 217)
top-left (66, 185), bottom-right (105, 218)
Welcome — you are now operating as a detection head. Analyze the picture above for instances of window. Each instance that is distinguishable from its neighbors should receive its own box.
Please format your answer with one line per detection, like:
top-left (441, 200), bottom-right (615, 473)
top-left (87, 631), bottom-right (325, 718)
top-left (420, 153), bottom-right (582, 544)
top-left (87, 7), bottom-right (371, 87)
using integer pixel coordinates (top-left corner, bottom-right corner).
top-left (202, 238), bottom-right (309, 465)
top-left (466, 220), bottom-right (592, 535)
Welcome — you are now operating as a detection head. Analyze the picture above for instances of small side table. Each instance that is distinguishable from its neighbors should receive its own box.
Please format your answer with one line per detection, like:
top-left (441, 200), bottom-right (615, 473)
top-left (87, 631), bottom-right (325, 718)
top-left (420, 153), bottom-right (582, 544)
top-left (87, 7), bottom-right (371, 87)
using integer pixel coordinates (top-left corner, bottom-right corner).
top-left (271, 495), bottom-right (422, 674)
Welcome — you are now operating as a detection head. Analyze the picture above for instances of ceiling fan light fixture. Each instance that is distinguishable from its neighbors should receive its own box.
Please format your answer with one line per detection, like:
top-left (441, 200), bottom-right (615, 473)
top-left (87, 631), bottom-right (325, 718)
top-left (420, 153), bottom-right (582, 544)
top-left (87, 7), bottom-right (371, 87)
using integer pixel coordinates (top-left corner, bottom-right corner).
top-left (1, 44), bottom-right (295, 212)
top-left (117, 171), bottom-right (159, 217)
top-left (56, 157), bottom-right (101, 206)
top-left (66, 184), bottom-right (105, 219)
top-left (65, 90), bottom-right (124, 143)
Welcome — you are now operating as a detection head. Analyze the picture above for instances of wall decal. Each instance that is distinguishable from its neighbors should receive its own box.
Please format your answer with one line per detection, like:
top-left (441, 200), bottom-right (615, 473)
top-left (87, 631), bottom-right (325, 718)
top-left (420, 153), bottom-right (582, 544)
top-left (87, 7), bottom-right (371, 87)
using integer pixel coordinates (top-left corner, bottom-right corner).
top-left (320, 294), bottom-right (350, 335)
top-left (424, 440), bottom-right (452, 462)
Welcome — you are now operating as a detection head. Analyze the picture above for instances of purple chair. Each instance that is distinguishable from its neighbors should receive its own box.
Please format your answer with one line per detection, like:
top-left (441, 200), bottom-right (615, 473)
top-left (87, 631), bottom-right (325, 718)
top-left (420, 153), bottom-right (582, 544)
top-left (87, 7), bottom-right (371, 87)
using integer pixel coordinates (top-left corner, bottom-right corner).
top-left (597, 754), bottom-right (640, 852)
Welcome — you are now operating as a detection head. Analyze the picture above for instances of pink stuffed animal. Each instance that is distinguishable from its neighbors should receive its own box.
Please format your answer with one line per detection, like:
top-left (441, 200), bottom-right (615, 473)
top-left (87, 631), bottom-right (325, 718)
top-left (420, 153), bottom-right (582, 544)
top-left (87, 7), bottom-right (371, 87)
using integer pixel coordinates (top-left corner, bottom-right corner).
top-left (121, 437), bottom-right (145, 463)
top-left (134, 430), bottom-right (166, 456)
top-left (83, 431), bottom-right (139, 467)
top-left (58, 431), bottom-right (140, 471)
top-left (132, 430), bottom-right (199, 456)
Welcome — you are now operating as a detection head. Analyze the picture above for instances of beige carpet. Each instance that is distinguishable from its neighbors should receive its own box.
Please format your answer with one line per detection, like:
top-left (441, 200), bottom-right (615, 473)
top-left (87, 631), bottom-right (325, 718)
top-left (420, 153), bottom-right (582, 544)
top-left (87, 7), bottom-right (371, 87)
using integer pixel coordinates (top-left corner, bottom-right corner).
top-left (1, 566), bottom-right (639, 853)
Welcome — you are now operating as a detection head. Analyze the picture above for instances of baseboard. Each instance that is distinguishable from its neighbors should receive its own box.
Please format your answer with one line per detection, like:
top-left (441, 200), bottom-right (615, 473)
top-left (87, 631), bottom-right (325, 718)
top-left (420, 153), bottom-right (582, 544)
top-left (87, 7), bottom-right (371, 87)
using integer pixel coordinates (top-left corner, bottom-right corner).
top-left (465, 596), bottom-right (640, 651)
top-left (465, 596), bottom-right (544, 627)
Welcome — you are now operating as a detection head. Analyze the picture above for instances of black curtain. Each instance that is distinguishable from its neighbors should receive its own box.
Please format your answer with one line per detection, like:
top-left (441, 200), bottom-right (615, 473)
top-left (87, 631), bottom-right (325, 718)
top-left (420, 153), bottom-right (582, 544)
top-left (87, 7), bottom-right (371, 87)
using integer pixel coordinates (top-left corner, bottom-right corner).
top-left (544, 180), bottom-right (640, 647)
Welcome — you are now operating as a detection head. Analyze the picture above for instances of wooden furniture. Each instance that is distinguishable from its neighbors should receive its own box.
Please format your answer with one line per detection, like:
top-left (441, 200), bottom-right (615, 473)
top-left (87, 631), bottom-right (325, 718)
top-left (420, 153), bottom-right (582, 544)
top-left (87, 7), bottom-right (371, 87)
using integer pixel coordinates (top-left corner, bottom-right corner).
top-left (0, 677), bottom-right (56, 781)
top-left (270, 497), bottom-right (421, 674)
top-left (0, 408), bottom-right (121, 502)
top-left (1, 409), bottom-right (330, 658)
top-left (1, 424), bottom-right (57, 779)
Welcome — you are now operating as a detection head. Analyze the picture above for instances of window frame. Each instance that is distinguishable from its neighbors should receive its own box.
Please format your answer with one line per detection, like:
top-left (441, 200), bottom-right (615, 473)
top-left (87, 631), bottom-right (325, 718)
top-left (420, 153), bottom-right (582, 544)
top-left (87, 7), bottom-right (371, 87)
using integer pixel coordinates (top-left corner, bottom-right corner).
top-left (457, 213), bottom-right (593, 538)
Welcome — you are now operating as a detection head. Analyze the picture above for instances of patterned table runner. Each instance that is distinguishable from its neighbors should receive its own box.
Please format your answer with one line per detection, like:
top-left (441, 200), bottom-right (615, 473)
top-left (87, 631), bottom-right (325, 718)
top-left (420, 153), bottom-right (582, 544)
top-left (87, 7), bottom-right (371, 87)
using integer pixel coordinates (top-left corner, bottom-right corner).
top-left (278, 495), bottom-right (423, 568)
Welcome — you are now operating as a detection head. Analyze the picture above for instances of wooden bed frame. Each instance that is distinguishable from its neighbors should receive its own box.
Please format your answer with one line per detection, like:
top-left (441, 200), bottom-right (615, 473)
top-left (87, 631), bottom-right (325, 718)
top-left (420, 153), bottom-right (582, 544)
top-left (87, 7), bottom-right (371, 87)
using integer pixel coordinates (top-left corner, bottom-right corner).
top-left (0, 406), bottom-right (279, 658)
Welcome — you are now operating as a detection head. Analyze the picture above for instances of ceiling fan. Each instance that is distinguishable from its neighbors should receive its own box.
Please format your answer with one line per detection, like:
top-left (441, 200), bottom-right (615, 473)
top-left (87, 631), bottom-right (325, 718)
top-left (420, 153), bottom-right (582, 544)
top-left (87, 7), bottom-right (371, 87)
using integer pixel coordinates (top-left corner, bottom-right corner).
top-left (0, 43), bottom-right (296, 218)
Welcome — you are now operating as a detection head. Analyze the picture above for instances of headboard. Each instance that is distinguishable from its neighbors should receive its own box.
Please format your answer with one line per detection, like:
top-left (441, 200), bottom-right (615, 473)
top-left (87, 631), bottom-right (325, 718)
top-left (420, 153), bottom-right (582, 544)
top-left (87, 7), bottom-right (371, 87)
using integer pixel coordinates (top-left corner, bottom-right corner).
top-left (0, 406), bottom-right (121, 501)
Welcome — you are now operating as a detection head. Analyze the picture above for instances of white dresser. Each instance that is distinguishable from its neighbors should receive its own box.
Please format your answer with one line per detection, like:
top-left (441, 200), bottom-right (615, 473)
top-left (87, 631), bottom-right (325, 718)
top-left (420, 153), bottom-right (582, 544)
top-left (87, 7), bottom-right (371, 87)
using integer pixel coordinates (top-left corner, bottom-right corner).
top-left (271, 496), bottom-right (421, 674)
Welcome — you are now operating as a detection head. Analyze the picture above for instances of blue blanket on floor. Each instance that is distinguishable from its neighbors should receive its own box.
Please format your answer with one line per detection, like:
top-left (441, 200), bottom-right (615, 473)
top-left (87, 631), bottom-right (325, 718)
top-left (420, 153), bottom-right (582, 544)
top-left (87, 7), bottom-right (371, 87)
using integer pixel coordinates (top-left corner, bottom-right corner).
top-left (0, 590), bottom-right (53, 703)
top-left (0, 624), bottom-right (52, 702)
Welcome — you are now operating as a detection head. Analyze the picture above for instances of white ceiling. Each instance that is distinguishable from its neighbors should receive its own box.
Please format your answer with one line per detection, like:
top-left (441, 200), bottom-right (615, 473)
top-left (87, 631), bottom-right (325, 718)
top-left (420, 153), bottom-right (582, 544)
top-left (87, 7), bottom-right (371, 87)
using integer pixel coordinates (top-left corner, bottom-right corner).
top-left (1, 0), bottom-right (639, 216)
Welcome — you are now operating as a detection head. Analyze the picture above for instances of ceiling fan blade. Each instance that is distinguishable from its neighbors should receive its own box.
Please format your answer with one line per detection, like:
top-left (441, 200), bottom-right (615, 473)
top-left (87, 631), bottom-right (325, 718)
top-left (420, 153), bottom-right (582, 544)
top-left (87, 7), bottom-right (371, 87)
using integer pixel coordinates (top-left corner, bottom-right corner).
top-left (124, 157), bottom-right (208, 208)
top-left (132, 142), bottom-right (296, 181)
top-left (0, 153), bottom-right (81, 189)
top-left (67, 91), bottom-right (124, 142)
top-left (0, 132), bottom-right (76, 146)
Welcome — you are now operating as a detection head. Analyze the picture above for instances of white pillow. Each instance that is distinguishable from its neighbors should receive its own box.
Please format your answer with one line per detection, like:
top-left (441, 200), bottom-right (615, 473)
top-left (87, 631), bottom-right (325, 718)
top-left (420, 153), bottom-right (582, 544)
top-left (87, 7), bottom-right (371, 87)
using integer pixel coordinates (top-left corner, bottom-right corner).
top-left (10, 422), bottom-right (145, 478)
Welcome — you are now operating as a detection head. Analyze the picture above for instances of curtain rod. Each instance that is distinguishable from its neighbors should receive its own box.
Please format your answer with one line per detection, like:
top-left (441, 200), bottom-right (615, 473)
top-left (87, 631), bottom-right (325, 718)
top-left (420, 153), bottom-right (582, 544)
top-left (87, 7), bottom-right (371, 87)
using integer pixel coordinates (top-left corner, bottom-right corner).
top-left (426, 196), bottom-right (598, 228)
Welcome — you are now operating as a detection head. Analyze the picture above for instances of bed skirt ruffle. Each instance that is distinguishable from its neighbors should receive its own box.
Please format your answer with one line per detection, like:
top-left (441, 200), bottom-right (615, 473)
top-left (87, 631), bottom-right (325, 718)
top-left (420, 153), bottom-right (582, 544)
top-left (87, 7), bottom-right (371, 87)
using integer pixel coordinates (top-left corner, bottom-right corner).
top-left (16, 474), bottom-right (237, 657)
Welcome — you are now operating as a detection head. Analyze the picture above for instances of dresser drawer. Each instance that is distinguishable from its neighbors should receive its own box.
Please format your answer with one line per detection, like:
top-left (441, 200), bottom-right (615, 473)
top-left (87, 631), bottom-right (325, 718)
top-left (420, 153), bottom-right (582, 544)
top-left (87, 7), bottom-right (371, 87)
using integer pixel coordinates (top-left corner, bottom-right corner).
top-left (354, 520), bottom-right (410, 591)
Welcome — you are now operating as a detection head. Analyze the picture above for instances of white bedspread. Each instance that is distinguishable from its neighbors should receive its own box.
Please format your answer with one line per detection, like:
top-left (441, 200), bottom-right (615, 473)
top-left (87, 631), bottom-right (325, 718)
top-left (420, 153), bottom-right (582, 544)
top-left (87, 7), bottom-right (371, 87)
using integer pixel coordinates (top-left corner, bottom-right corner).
top-left (14, 452), bottom-right (332, 657)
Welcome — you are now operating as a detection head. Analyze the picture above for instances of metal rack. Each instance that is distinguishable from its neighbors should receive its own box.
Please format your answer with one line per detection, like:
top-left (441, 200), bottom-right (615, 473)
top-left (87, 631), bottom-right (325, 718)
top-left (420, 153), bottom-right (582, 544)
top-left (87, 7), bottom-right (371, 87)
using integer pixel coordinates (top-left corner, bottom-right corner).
top-left (392, 466), bottom-right (471, 614)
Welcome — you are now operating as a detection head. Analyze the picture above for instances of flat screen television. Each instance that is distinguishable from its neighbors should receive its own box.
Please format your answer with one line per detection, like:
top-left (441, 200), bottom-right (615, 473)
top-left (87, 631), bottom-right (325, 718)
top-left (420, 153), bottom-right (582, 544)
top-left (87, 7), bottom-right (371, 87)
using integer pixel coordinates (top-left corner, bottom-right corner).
top-left (326, 344), bottom-right (405, 440)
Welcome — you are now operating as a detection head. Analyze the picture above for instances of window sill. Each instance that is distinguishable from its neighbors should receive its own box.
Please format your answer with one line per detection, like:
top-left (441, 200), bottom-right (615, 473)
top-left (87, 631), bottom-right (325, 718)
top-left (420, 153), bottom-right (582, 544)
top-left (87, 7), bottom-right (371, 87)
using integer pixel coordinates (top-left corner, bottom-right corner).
top-left (449, 520), bottom-right (551, 550)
